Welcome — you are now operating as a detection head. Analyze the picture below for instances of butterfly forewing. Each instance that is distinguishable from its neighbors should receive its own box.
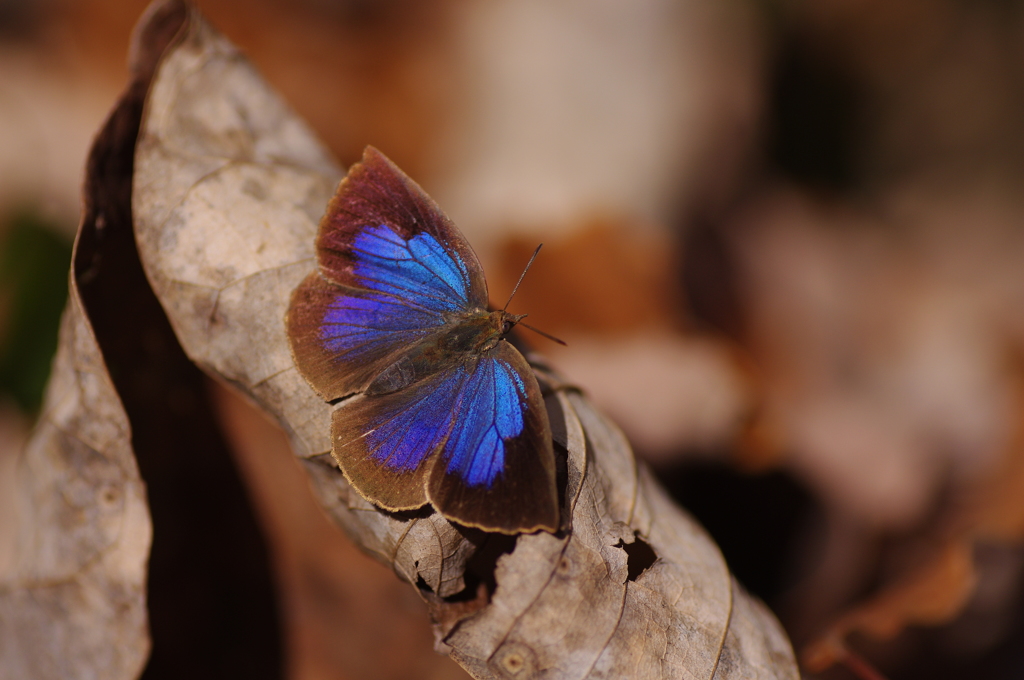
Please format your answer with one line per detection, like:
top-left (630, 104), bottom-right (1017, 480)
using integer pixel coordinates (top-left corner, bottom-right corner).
top-left (288, 149), bottom-right (487, 400)
top-left (288, 274), bottom-right (440, 400)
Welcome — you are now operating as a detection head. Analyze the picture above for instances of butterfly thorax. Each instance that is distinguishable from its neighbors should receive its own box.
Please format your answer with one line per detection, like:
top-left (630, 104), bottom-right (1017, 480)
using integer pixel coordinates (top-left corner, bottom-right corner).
top-left (440, 309), bottom-right (524, 353)
top-left (364, 309), bottom-right (524, 396)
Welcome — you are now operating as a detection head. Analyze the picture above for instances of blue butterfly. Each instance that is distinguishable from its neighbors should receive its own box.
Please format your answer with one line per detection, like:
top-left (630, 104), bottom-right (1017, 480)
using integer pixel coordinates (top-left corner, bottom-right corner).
top-left (287, 147), bottom-right (559, 534)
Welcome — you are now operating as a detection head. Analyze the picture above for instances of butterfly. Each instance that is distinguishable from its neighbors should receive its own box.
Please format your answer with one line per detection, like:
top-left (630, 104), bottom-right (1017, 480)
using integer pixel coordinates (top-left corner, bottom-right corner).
top-left (287, 146), bottom-right (559, 534)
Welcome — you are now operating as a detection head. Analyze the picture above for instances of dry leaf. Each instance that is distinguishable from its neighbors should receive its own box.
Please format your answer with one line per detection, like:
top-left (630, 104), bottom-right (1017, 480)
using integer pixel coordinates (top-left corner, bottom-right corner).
top-left (130, 2), bottom-right (798, 678)
top-left (801, 541), bottom-right (977, 672)
top-left (0, 298), bottom-right (151, 680)
top-left (0, 2), bottom-right (180, 673)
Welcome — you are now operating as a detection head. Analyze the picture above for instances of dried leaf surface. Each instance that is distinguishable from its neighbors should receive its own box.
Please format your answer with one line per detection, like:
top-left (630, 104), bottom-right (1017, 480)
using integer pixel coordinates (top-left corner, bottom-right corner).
top-left (0, 2), bottom-right (178, 666)
top-left (0, 298), bottom-right (151, 680)
top-left (131, 4), bottom-right (798, 678)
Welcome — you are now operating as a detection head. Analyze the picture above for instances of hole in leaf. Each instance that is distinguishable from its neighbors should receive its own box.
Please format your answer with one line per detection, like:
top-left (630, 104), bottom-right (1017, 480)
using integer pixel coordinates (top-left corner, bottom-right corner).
top-left (415, 574), bottom-right (434, 594)
top-left (430, 533), bottom-right (513, 633)
top-left (456, 531), bottom-right (518, 602)
top-left (618, 535), bottom-right (658, 582)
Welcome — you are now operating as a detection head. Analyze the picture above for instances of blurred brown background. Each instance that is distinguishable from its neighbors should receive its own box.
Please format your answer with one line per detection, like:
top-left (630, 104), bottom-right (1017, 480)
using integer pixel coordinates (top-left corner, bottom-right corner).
top-left (3, 0), bottom-right (1024, 679)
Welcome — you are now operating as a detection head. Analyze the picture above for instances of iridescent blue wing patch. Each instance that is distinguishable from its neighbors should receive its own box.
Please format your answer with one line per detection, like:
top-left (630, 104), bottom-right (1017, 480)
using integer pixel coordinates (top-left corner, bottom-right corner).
top-left (427, 342), bottom-right (557, 532)
top-left (440, 357), bottom-right (527, 487)
top-left (348, 225), bottom-right (472, 315)
top-left (316, 226), bottom-right (471, 363)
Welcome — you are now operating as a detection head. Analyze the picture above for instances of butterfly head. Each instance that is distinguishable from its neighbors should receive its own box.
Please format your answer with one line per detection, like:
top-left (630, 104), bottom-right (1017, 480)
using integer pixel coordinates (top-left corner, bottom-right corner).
top-left (497, 310), bottom-right (527, 337)
top-left (466, 309), bottom-right (525, 353)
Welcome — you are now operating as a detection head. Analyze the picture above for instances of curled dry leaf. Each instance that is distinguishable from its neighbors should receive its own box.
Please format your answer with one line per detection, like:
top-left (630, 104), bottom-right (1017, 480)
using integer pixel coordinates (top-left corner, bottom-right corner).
top-left (131, 3), bottom-right (798, 677)
top-left (0, 1), bottom-right (185, 674)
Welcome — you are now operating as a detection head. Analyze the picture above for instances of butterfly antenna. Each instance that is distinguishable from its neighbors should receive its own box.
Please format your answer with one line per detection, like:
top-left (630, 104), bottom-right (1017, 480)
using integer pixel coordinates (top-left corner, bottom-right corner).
top-left (519, 321), bottom-right (567, 346)
top-left (502, 243), bottom-right (543, 311)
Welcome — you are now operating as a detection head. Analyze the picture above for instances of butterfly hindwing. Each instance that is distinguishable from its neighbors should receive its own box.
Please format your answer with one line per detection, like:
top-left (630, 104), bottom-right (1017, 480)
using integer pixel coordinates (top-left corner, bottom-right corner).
top-left (332, 341), bottom-right (558, 533)
top-left (427, 342), bottom-right (559, 533)
top-left (331, 365), bottom-right (463, 512)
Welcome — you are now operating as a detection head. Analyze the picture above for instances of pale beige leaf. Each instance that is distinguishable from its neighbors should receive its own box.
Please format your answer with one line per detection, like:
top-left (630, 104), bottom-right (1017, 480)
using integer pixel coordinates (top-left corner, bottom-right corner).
top-left (131, 5), bottom-right (798, 678)
top-left (0, 5), bottom-right (190, 677)
top-left (0, 299), bottom-right (151, 680)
